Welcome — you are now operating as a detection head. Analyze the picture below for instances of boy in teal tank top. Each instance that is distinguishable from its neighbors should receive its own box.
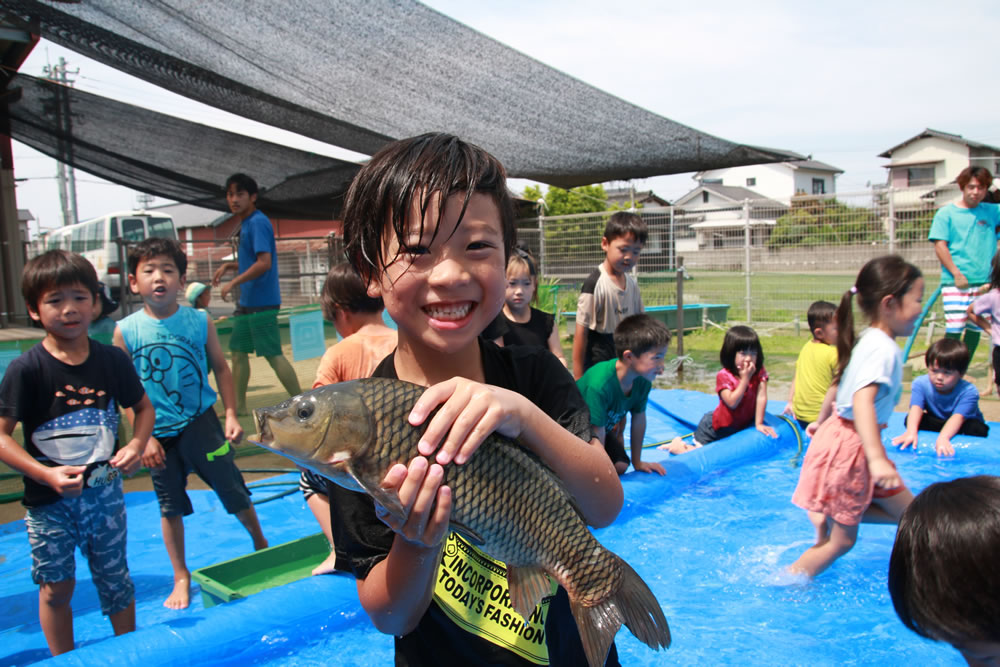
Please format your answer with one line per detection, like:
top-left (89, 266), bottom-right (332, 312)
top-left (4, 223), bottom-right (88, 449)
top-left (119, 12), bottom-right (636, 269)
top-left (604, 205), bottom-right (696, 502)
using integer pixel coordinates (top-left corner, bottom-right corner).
top-left (113, 238), bottom-right (268, 610)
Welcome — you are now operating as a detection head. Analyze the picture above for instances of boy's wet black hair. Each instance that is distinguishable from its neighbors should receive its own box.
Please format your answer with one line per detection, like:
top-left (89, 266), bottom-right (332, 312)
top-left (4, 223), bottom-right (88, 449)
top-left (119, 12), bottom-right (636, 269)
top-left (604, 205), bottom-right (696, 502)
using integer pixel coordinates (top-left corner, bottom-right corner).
top-left (888, 475), bottom-right (1000, 645)
top-left (225, 172), bottom-right (259, 196)
top-left (603, 211), bottom-right (648, 245)
top-left (719, 325), bottom-right (764, 376)
top-left (127, 237), bottom-right (188, 277)
top-left (22, 250), bottom-right (100, 312)
top-left (806, 300), bottom-right (836, 333)
top-left (924, 337), bottom-right (971, 376)
top-left (320, 262), bottom-right (384, 322)
top-left (341, 133), bottom-right (516, 286)
top-left (614, 313), bottom-right (670, 359)
top-left (834, 255), bottom-right (922, 382)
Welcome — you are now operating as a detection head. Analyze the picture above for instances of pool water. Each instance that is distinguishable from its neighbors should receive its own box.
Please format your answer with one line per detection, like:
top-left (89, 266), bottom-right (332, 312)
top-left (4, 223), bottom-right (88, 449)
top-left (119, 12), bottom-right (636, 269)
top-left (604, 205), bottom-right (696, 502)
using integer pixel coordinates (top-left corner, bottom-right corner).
top-left (205, 444), bottom-right (973, 666)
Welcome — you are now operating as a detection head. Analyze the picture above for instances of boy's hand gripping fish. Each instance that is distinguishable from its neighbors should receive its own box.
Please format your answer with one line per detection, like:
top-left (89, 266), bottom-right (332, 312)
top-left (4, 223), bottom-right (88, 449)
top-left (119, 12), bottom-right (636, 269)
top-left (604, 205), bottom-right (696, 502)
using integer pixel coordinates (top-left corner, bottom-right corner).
top-left (252, 378), bottom-right (670, 666)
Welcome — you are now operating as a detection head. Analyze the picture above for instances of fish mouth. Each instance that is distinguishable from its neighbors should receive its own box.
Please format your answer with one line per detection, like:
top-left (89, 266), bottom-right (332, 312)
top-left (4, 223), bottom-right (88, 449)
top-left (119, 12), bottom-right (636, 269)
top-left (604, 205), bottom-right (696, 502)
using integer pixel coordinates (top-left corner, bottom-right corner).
top-left (252, 408), bottom-right (275, 445)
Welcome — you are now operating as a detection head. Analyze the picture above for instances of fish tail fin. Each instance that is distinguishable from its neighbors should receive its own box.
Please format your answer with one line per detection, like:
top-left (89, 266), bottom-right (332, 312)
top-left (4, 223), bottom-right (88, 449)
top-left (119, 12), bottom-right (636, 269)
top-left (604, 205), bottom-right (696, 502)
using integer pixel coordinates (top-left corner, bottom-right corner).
top-left (569, 556), bottom-right (671, 667)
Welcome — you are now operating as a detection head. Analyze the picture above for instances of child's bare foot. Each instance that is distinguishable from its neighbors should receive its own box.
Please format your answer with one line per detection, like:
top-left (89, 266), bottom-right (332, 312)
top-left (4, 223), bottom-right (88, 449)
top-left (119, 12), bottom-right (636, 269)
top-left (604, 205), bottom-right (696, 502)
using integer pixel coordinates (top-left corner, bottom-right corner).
top-left (253, 535), bottom-right (269, 551)
top-left (311, 550), bottom-right (338, 576)
top-left (658, 437), bottom-right (695, 455)
top-left (164, 575), bottom-right (190, 609)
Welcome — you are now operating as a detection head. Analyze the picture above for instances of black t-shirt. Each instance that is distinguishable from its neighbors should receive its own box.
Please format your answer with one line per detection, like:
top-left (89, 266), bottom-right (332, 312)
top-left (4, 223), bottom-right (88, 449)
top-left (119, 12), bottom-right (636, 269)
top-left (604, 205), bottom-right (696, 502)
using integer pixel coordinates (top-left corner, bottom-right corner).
top-left (0, 339), bottom-right (145, 507)
top-left (328, 341), bottom-right (618, 666)
top-left (501, 308), bottom-right (555, 351)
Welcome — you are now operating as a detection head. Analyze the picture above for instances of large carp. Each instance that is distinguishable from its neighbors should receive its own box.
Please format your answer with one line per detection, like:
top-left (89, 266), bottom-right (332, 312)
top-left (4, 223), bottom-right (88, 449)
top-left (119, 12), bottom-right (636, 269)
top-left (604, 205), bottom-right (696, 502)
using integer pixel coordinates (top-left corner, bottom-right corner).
top-left (252, 377), bottom-right (670, 666)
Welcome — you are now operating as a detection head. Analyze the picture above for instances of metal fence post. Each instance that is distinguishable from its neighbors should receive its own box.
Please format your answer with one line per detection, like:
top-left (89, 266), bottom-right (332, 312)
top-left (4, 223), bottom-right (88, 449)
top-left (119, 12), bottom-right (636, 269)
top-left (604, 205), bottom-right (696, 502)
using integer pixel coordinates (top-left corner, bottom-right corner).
top-left (743, 198), bottom-right (752, 324)
top-left (668, 205), bottom-right (675, 271)
top-left (537, 209), bottom-right (546, 278)
top-left (676, 256), bottom-right (684, 358)
top-left (887, 186), bottom-right (896, 254)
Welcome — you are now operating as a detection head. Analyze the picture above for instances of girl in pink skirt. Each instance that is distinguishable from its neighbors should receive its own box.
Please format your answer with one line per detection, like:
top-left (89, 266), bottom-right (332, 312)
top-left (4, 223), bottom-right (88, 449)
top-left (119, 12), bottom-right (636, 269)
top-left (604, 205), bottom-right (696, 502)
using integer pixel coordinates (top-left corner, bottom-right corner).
top-left (790, 256), bottom-right (924, 577)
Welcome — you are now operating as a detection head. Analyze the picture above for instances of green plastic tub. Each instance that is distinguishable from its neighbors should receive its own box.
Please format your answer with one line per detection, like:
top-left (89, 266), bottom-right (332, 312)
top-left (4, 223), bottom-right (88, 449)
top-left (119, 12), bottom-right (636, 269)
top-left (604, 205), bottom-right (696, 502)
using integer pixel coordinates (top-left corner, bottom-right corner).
top-left (192, 532), bottom-right (331, 607)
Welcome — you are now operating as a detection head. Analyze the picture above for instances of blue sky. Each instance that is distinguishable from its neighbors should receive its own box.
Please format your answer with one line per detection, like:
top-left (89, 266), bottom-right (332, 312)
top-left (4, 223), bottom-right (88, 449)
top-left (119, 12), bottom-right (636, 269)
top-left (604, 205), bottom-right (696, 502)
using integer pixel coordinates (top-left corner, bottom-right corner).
top-left (12, 0), bottom-right (1000, 234)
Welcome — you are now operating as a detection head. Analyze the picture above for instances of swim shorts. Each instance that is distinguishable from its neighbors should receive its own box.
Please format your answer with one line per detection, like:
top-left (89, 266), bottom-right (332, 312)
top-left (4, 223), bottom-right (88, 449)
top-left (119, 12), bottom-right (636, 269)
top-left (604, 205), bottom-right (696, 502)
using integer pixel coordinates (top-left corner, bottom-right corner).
top-left (230, 305), bottom-right (282, 357)
top-left (25, 480), bottom-right (135, 616)
top-left (151, 407), bottom-right (252, 517)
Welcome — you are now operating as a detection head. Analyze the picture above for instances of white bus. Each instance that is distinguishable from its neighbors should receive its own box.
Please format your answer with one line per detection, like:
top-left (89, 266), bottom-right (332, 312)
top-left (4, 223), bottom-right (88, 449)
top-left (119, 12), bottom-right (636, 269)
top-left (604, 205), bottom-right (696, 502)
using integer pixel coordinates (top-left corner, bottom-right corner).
top-left (41, 211), bottom-right (178, 288)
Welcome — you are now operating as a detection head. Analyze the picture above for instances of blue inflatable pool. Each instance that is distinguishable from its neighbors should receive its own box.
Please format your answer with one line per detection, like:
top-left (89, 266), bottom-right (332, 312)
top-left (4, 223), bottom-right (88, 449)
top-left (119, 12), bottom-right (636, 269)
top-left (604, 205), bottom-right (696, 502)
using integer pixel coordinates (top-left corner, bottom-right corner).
top-left (1, 389), bottom-right (986, 666)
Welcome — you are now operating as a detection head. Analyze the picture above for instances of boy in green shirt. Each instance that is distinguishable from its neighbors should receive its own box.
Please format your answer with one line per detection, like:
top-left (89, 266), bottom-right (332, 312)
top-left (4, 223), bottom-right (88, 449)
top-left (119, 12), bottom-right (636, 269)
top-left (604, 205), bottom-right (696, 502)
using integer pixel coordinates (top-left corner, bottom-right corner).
top-left (577, 314), bottom-right (670, 475)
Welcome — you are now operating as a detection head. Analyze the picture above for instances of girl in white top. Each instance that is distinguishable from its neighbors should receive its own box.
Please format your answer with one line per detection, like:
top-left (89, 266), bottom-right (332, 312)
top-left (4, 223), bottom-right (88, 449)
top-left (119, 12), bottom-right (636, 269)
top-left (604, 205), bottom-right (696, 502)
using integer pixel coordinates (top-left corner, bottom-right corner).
top-left (789, 255), bottom-right (924, 577)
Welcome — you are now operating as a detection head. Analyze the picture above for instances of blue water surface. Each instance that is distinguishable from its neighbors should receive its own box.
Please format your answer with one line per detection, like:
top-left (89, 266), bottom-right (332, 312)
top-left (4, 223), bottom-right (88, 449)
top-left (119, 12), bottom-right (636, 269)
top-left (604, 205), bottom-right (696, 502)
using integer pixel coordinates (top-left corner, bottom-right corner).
top-left (3, 389), bottom-right (991, 666)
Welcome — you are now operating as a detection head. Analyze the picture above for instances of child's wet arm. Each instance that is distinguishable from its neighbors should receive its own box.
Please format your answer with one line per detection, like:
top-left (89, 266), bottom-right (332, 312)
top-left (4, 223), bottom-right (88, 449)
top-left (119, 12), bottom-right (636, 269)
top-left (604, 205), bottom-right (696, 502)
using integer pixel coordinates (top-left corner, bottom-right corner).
top-left (129, 394), bottom-right (155, 448)
top-left (519, 403), bottom-right (623, 527)
top-left (755, 382), bottom-right (768, 425)
top-left (852, 384), bottom-right (890, 464)
top-left (206, 319), bottom-right (238, 416)
top-left (357, 538), bottom-right (442, 635)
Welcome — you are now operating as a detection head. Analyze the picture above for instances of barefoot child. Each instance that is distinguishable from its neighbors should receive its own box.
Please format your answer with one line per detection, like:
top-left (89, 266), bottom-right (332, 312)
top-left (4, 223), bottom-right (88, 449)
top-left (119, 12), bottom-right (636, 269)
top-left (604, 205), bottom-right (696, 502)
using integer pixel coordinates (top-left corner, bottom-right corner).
top-left (892, 338), bottom-right (987, 456)
top-left (114, 238), bottom-right (268, 609)
top-left (330, 133), bottom-right (626, 664)
top-left (789, 255), bottom-right (923, 577)
top-left (501, 246), bottom-right (567, 365)
top-left (0, 250), bottom-right (154, 655)
top-left (661, 325), bottom-right (777, 454)
top-left (299, 262), bottom-right (397, 575)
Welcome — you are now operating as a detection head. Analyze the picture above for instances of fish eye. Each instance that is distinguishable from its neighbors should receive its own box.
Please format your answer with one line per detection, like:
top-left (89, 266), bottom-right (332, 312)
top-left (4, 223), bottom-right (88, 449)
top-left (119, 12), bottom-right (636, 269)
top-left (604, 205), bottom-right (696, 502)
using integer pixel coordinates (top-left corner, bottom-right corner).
top-left (295, 400), bottom-right (315, 421)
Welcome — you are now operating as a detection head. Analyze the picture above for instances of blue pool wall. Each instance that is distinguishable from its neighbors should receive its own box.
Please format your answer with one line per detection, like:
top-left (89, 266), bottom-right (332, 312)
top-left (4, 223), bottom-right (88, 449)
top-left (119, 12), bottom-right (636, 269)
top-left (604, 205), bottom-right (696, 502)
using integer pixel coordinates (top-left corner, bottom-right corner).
top-left (6, 388), bottom-right (992, 666)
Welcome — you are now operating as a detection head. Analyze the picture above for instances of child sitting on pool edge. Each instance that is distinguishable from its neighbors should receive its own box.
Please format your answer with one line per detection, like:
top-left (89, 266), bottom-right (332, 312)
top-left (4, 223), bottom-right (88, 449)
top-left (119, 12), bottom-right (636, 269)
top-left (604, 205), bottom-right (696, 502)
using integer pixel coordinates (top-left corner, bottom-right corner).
top-left (660, 325), bottom-right (777, 454)
top-left (576, 313), bottom-right (668, 476)
top-left (892, 338), bottom-right (987, 456)
top-left (889, 475), bottom-right (1000, 665)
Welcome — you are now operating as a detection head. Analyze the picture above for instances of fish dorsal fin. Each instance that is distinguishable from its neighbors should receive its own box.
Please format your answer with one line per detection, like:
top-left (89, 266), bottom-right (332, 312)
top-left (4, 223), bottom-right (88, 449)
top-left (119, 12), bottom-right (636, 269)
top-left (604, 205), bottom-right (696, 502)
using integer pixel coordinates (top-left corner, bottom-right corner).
top-left (449, 520), bottom-right (485, 546)
top-left (507, 564), bottom-right (552, 623)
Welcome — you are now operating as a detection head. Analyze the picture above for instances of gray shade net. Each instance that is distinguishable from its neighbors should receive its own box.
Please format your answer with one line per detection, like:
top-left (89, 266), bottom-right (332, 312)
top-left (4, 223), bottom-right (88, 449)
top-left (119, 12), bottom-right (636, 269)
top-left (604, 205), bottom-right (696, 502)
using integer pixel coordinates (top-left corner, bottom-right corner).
top-left (9, 74), bottom-right (360, 218)
top-left (8, 0), bottom-right (798, 188)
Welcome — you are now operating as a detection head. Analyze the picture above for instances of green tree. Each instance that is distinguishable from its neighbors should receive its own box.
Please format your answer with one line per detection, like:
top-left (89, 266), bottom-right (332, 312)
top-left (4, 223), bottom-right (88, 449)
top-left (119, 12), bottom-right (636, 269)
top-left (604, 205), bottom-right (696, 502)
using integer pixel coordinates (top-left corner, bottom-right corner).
top-left (523, 184), bottom-right (609, 216)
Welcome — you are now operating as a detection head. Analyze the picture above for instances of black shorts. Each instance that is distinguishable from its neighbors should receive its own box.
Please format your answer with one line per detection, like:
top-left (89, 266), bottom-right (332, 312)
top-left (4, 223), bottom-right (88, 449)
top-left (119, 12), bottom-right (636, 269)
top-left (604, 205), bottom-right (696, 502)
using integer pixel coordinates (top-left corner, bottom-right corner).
top-left (603, 418), bottom-right (630, 466)
top-left (151, 408), bottom-right (252, 517)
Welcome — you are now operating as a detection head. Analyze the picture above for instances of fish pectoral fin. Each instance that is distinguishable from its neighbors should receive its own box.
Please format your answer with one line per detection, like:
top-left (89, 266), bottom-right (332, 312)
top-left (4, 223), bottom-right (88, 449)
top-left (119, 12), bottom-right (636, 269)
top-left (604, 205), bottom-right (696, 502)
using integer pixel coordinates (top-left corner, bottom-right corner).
top-left (570, 555), bottom-right (671, 667)
top-left (448, 520), bottom-right (484, 546)
top-left (506, 565), bottom-right (552, 623)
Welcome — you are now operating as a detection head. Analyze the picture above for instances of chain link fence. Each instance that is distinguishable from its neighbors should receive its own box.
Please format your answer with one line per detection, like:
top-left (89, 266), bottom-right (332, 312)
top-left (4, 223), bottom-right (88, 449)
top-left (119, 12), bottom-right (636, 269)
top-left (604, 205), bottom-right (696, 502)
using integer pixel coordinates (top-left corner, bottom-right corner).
top-left (520, 186), bottom-right (943, 329)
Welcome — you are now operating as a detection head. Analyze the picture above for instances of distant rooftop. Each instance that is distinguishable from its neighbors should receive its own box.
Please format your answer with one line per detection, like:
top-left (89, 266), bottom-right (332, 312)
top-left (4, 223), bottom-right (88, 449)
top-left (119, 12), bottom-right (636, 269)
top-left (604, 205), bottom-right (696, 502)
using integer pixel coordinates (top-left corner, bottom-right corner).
top-left (879, 128), bottom-right (1000, 158)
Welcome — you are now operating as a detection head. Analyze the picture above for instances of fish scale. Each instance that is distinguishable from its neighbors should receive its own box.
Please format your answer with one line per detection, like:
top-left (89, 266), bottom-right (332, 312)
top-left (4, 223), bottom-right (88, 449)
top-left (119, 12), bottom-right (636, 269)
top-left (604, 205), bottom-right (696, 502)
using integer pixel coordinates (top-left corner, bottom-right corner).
top-left (253, 377), bottom-right (670, 667)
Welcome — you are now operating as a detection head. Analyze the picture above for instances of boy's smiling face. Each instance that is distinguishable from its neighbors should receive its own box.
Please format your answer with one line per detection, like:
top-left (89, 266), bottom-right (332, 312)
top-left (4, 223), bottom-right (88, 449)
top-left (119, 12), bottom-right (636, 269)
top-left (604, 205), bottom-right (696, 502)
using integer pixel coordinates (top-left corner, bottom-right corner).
top-left (129, 254), bottom-right (185, 315)
top-left (369, 192), bottom-right (506, 355)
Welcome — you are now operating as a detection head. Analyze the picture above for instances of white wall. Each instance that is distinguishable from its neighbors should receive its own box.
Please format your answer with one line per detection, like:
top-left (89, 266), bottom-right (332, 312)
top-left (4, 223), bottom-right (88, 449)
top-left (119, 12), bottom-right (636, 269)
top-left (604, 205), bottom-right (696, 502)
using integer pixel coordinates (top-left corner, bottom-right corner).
top-left (791, 169), bottom-right (836, 196)
top-left (698, 163), bottom-right (792, 201)
top-left (888, 137), bottom-right (968, 187)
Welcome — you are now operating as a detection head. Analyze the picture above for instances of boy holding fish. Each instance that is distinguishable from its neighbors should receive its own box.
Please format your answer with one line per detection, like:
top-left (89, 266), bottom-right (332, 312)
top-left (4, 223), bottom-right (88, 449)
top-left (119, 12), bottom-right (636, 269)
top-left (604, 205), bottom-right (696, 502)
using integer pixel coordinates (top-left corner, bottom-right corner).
top-left (305, 133), bottom-right (668, 665)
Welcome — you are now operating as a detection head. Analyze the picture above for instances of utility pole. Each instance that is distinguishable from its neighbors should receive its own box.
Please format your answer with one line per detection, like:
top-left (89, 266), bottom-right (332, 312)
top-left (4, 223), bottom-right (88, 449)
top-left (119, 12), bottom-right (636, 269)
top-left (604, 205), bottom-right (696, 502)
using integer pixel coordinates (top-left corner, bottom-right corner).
top-left (42, 57), bottom-right (79, 227)
top-left (136, 192), bottom-right (154, 210)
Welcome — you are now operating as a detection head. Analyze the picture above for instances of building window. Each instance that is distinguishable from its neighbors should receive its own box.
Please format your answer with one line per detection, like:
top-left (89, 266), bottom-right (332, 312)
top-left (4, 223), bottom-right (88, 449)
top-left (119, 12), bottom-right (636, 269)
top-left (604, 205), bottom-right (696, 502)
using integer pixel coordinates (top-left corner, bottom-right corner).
top-left (812, 178), bottom-right (826, 195)
top-left (702, 191), bottom-right (709, 204)
top-left (906, 166), bottom-right (935, 186)
top-left (746, 177), bottom-right (756, 187)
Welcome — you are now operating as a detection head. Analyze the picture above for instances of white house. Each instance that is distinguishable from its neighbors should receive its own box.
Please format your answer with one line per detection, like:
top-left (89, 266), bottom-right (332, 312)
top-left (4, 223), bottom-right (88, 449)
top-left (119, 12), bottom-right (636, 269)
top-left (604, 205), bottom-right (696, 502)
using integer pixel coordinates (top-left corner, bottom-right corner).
top-left (693, 158), bottom-right (842, 201)
top-left (672, 183), bottom-right (787, 250)
top-left (878, 129), bottom-right (1000, 206)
